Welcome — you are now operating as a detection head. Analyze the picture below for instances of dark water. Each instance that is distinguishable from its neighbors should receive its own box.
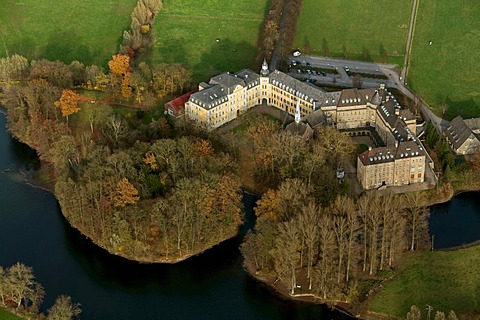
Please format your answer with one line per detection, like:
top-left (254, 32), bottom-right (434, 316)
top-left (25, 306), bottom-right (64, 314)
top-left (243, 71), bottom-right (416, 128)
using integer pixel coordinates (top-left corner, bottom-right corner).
top-left (0, 113), bottom-right (352, 320)
top-left (429, 192), bottom-right (480, 249)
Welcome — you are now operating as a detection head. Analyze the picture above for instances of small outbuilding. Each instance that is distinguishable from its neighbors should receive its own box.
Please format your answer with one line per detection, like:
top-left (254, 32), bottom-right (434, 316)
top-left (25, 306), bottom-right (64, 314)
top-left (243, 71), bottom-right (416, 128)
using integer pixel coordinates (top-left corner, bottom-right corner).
top-left (443, 116), bottom-right (480, 155)
top-left (165, 90), bottom-right (197, 118)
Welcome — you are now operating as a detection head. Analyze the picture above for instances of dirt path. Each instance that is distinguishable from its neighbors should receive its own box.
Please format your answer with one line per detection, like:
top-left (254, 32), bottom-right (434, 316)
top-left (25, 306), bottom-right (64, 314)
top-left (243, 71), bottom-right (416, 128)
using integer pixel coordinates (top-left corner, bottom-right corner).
top-left (401, 0), bottom-right (420, 83)
top-left (77, 95), bottom-right (143, 110)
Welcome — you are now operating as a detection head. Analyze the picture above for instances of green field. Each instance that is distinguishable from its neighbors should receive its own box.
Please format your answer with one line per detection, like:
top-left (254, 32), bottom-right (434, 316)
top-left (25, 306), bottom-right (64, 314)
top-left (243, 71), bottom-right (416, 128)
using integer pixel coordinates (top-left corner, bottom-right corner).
top-left (369, 245), bottom-right (480, 317)
top-left (149, 0), bottom-right (269, 81)
top-left (0, 0), bottom-right (136, 67)
top-left (294, 0), bottom-right (413, 65)
top-left (0, 308), bottom-right (24, 320)
top-left (408, 1), bottom-right (480, 119)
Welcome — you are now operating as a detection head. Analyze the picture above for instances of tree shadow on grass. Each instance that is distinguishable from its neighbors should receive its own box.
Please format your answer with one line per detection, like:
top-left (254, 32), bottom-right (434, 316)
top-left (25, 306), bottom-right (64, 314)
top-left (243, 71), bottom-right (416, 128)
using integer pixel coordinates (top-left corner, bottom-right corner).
top-left (41, 28), bottom-right (102, 66)
top-left (7, 34), bottom-right (36, 59)
top-left (443, 96), bottom-right (479, 121)
top-left (194, 38), bottom-right (256, 81)
top-left (152, 36), bottom-right (188, 67)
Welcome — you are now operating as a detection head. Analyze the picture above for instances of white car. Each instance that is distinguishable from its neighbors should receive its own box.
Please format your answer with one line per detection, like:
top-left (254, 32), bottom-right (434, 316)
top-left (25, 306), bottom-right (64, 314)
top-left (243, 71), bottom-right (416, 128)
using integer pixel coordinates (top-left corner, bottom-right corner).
top-left (293, 50), bottom-right (301, 57)
top-left (344, 66), bottom-right (350, 72)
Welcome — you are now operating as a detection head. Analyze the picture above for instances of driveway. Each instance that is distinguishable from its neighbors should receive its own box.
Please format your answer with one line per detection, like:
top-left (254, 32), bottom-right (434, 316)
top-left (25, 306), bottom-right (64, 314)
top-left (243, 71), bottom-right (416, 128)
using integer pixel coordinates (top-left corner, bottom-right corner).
top-left (285, 54), bottom-right (448, 134)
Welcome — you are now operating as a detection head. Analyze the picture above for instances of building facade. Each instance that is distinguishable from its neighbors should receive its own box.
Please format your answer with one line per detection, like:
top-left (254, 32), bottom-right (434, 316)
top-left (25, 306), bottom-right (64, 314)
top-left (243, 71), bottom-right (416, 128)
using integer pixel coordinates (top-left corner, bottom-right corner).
top-left (444, 116), bottom-right (480, 155)
top-left (357, 141), bottom-right (426, 190)
top-left (184, 61), bottom-right (429, 190)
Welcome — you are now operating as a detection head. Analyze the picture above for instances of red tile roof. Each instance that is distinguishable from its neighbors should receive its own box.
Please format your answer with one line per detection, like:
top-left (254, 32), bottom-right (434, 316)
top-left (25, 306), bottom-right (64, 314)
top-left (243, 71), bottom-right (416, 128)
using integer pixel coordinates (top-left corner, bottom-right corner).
top-left (165, 90), bottom-right (198, 117)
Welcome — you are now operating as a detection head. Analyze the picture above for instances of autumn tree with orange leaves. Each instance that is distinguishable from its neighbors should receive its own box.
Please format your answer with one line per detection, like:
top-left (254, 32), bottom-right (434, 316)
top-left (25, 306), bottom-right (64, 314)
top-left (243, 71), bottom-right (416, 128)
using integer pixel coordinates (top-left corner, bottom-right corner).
top-left (114, 178), bottom-right (140, 207)
top-left (54, 89), bottom-right (80, 124)
top-left (108, 54), bottom-right (132, 99)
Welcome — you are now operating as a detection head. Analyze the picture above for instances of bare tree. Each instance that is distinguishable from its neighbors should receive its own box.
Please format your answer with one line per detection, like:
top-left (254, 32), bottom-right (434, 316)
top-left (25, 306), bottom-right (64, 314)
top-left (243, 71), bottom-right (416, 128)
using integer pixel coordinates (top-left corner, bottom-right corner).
top-left (434, 311), bottom-right (446, 320)
top-left (440, 103), bottom-right (448, 117)
top-left (357, 194), bottom-right (371, 272)
top-left (406, 305), bottom-right (421, 320)
top-left (47, 295), bottom-right (82, 320)
top-left (314, 212), bottom-right (336, 299)
top-left (298, 202), bottom-right (318, 289)
top-left (368, 196), bottom-right (382, 275)
top-left (403, 192), bottom-right (429, 251)
top-left (4, 263), bottom-right (44, 311)
top-left (447, 310), bottom-right (459, 320)
top-left (331, 195), bottom-right (352, 284)
top-left (102, 115), bottom-right (128, 147)
top-left (274, 221), bottom-right (300, 294)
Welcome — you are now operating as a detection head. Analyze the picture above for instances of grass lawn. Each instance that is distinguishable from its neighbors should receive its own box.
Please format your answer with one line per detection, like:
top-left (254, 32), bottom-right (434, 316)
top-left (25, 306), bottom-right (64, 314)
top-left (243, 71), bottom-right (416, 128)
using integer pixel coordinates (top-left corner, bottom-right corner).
top-left (295, 0), bottom-right (413, 66)
top-left (0, 0), bottom-right (136, 67)
top-left (368, 245), bottom-right (480, 317)
top-left (408, 1), bottom-right (480, 119)
top-left (0, 308), bottom-right (24, 320)
top-left (149, 0), bottom-right (269, 81)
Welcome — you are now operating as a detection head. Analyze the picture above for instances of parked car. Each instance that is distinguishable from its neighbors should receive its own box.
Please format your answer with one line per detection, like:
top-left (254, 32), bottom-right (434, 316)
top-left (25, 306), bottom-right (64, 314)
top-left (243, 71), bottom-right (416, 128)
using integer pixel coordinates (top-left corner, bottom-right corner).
top-left (344, 66), bottom-right (350, 72)
top-left (293, 50), bottom-right (302, 57)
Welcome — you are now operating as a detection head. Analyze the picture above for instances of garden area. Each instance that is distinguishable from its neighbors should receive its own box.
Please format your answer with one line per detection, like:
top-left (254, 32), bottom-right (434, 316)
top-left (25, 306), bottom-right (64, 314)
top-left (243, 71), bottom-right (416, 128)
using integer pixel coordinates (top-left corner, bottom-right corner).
top-left (294, 0), bottom-right (413, 66)
top-left (149, 0), bottom-right (269, 81)
top-left (408, 0), bottom-right (480, 119)
top-left (0, 0), bottom-right (136, 67)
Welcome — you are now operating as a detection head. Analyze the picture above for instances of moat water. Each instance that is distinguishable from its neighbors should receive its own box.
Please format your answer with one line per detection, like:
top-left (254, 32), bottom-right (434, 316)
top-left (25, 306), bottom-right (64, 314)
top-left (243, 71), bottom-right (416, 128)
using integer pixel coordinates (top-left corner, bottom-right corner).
top-left (0, 112), bottom-right (479, 319)
top-left (0, 113), bottom-right (351, 319)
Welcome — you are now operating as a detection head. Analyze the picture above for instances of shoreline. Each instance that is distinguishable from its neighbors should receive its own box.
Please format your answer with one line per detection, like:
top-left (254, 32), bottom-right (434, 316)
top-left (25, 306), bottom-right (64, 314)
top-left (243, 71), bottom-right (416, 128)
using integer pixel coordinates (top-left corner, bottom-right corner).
top-left (242, 260), bottom-right (359, 319)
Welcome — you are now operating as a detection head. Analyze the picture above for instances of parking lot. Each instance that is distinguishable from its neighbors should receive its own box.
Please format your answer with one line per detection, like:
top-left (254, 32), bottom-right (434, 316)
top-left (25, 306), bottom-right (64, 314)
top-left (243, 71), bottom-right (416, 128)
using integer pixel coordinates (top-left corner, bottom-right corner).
top-left (284, 54), bottom-right (401, 89)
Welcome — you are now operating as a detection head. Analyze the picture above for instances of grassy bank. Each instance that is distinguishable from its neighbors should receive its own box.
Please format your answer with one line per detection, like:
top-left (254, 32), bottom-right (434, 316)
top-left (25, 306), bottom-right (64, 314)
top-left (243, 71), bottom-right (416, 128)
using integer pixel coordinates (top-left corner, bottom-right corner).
top-left (408, 1), bottom-right (480, 119)
top-left (294, 0), bottom-right (413, 66)
top-left (149, 0), bottom-right (268, 81)
top-left (368, 245), bottom-right (480, 317)
top-left (0, 308), bottom-right (24, 320)
top-left (0, 0), bottom-right (136, 67)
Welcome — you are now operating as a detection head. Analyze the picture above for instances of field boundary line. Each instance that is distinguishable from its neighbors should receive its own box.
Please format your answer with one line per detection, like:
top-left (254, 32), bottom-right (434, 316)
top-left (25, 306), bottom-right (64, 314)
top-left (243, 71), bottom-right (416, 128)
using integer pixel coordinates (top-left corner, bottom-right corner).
top-left (402, 0), bottom-right (420, 84)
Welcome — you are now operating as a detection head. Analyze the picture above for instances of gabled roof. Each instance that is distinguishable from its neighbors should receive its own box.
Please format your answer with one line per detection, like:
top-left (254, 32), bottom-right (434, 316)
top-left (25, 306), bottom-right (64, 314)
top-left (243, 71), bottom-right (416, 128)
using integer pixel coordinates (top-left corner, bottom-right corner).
top-left (235, 69), bottom-right (260, 85)
top-left (463, 117), bottom-right (480, 131)
top-left (358, 146), bottom-right (395, 165)
top-left (377, 99), bottom-right (397, 127)
top-left (209, 72), bottom-right (245, 92)
top-left (165, 90), bottom-right (197, 115)
top-left (394, 141), bottom-right (424, 159)
top-left (284, 121), bottom-right (313, 140)
top-left (304, 109), bottom-right (326, 128)
top-left (370, 89), bottom-right (382, 105)
top-left (189, 84), bottom-right (228, 109)
top-left (444, 116), bottom-right (479, 150)
top-left (358, 141), bottom-right (425, 166)
top-left (399, 109), bottom-right (416, 122)
top-left (269, 70), bottom-right (340, 107)
top-left (338, 88), bottom-right (369, 107)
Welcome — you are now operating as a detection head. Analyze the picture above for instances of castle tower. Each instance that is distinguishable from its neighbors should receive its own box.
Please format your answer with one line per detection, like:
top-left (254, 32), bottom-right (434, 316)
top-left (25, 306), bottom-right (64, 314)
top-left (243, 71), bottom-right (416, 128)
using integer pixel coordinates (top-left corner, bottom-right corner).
top-left (295, 99), bottom-right (301, 124)
top-left (260, 58), bottom-right (270, 77)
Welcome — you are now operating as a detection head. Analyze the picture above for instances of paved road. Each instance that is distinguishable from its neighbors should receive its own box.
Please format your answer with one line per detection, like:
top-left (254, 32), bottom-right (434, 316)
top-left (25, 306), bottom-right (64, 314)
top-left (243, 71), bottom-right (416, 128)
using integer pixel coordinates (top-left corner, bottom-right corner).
top-left (286, 55), bottom-right (448, 134)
